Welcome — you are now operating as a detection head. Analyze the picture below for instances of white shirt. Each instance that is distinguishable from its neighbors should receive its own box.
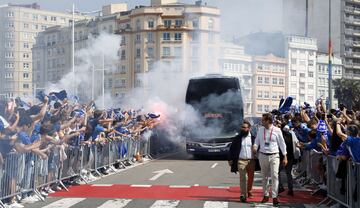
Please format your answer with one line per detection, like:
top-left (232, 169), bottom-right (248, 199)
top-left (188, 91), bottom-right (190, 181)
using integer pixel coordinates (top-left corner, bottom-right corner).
top-left (254, 125), bottom-right (287, 155)
top-left (239, 132), bottom-right (253, 159)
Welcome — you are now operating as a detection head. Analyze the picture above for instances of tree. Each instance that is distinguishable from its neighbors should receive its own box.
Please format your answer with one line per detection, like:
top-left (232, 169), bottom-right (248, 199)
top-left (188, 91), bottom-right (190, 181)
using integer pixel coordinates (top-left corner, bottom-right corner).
top-left (333, 78), bottom-right (360, 110)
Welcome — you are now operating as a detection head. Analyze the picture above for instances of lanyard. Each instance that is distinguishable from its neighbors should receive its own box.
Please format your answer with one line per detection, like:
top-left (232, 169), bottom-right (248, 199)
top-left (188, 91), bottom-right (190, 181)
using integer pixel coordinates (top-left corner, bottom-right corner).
top-left (263, 127), bottom-right (274, 142)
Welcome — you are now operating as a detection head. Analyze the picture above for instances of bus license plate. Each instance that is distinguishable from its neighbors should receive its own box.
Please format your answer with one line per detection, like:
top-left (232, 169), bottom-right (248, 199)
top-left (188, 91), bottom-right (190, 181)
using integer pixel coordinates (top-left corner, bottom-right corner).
top-left (208, 149), bottom-right (220, 152)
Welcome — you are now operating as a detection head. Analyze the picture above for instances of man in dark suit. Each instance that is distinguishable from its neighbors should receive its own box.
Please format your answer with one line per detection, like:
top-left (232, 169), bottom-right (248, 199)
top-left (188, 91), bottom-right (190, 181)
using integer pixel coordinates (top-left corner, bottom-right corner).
top-left (228, 120), bottom-right (255, 203)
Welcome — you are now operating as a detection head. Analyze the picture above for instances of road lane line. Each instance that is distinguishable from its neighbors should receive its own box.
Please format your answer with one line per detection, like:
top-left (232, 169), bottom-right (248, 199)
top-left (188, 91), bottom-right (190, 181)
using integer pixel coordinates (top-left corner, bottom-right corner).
top-left (194, 184), bottom-right (199, 186)
top-left (91, 184), bottom-right (113, 187)
top-left (169, 185), bottom-right (191, 188)
top-left (211, 163), bottom-right (218, 168)
top-left (203, 201), bottom-right (228, 208)
top-left (130, 184), bottom-right (152, 187)
top-left (42, 198), bottom-right (86, 208)
top-left (208, 186), bottom-right (229, 189)
top-left (97, 199), bottom-right (132, 208)
top-left (150, 200), bottom-right (180, 208)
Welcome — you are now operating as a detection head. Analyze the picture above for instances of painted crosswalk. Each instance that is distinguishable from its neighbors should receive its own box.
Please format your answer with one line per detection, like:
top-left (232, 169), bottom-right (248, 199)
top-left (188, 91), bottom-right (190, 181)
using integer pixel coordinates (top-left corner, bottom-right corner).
top-left (33, 198), bottom-right (320, 208)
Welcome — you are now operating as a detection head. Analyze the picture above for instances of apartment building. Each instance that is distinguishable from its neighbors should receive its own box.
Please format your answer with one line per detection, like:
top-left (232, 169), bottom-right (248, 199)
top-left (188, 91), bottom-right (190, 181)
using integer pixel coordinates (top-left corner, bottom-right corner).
top-left (252, 54), bottom-right (287, 117)
top-left (219, 42), bottom-right (253, 117)
top-left (33, 0), bottom-right (220, 100)
top-left (0, 3), bottom-right (87, 99)
top-left (116, 0), bottom-right (220, 97)
top-left (316, 54), bottom-right (343, 108)
top-left (33, 5), bottom-right (121, 100)
top-left (285, 36), bottom-right (318, 105)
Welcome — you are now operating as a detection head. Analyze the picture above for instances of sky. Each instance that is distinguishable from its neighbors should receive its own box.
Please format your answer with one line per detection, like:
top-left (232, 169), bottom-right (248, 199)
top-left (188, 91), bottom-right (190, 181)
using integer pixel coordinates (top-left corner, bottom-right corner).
top-left (0, 0), bottom-right (283, 39)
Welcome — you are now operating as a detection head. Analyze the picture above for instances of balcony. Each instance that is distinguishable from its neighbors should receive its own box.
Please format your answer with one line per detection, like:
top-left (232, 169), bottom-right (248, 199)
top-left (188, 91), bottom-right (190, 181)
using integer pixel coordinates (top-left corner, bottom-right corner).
top-left (354, 41), bottom-right (360, 47)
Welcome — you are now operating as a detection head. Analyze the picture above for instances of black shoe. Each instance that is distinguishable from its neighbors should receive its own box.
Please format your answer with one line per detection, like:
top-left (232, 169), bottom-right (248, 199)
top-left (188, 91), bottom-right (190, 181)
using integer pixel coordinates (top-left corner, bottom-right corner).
top-left (278, 186), bottom-right (285, 194)
top-left (261, 196), bottom-right (269, 203)
top-left (273, 198), bottom-right (279, 207)
top-left (240, 195), bottom-right (247, 203)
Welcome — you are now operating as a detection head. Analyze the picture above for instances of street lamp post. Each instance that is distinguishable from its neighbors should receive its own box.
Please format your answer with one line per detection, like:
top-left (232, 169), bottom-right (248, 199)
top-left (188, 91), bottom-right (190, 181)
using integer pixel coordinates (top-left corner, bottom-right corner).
top-left (328, 0), bottom-right (333, 111)
top-left (91, 54), bottom-right (107, 109)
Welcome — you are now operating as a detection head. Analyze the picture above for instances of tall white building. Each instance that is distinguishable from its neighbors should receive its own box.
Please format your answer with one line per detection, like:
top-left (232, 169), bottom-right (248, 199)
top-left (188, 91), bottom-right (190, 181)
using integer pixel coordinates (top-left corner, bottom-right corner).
top-left (219, 42), bottom-right (253, 117)
top-left (285, 36), bottom-right (318, 105)
top-left (316, 54), bottom-right (343, 108)
top-left (0, 3), bottom-right (88, 99)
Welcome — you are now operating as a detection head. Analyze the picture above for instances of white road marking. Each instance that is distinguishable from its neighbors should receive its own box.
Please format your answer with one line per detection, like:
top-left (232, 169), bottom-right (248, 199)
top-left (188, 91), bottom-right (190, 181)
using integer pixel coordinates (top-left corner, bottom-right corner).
top-left (42, 198), bottom-right (86, 208)
top-left (149, 169), bottom-right (174, 181)
top-left (211, 163), bottom-right (218, 168)
top-left (150, 200), bottom-right (180, 208)
top-left (130, 184), bottom-right (152, 187)
top-left (203, 201), bottom-right (228, 208)
top-left (169, 185), bottom-right (191, 188)
top-left (208, 186), bottom-right (229, 189)
top-left (97, 199), bottom-right (132, 208)
top-left (91, 184), bottom-right (113, 187)
top-left (194, 184), bottom-right (199, 186)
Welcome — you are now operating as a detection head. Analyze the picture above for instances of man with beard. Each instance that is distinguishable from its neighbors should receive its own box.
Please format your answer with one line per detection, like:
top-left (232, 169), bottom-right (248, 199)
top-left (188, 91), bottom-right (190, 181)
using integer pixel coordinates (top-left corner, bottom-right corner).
top-left (228, 120), bottom-right (255, 203)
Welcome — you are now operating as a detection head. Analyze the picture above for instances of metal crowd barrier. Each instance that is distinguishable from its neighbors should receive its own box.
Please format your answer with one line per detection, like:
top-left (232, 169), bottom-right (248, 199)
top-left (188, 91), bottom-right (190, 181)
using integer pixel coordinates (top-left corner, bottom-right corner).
top-left (0, 136), bottom-right (151, 206)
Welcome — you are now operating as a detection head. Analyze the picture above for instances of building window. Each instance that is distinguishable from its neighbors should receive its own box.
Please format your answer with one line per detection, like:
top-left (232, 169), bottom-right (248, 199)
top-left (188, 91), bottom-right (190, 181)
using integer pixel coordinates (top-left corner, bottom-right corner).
top-left (308, 84), bottom-right (314, 89)
top-left (291, 83), bottom-right (297, 88)
top-left (147, 47), bottom-right (154, 58)
top-left (5, 52), bottom-right (14, 58)
top-left (299, 60), bottom-right (306, 66)
top-left (33, 14), bottom-right (38, 20)
top-left (264, 105), bottom-right (270, 112)
top-left (272, 92), bottom-right (278, 99)
top-left (257, 76), bottom-right (263, 84)
top-left (135, 63), bottom-right (141, 73)
top-left (291, 58), bottom-right (296, 65)
top-left (174, 47), bottom-right (182, 57)
top-left (272, 77), bottom-right (278, 85)
top-left (23, 84), bottom-right (29, 89)
top-left (136, 19), bottom-right (141, 30)
top-left (309, 71), bottom-right (314, 77)
top-left (148, 19), bottom-right (154, 28)
top-left (51, 16), bottom-right (57, 21)
top-left (279, 78), bottom-right (284, 85)
top-left (264, 77), bottom-right (270, 84)
top-left (257, 91), bottom-right (263, 98)
top-left (264, 91), bottom-right (270, 99)
top-left (23, 43), bottom-right (29, 49)
top-left (175, 19), bottom-right (183, 27)
top-left (7, 12), bottom-right (14, 17)
top-left (23, 63), bottom-right (30, 70)
top-left (23, 73), bottom-right (29, 79)
top-left (300, 73), bottom-right (305, 77)
top-left (4, 73), bottom-right (13, 78)
top-left (121, 36), bottom-right (126, 45)
top-left (163, 47), bottom-right (170, 56)
top-left (163, 32), bottom-right (170, 41)
top-left (42, 15), bottom-right (48, 21)
top-left (309, 60), bottom-right (314, 66)
top-left (6, 42), bottom-right (14, 48)
top-left (147, 32), bottom-right (154, 43)
top-left (5, 62), bottom-right (14, 68)
top-left (121, 65), bottom-right (126, 74)
top-left (208, 18), bottom-right (214, 29)
top-left (7, 22), bottom-right (14, 28)
top-left (291, 70), bottom-right (296, 76)
top-left (121, 50), bottom-right (126, 60)
top-left (136, 48), bottom-right (141, 58)
top-left (5, 32), bottom-right (14, 39)
top-left (192, 32), bottom-right (199, 41)
top-left (257, 105), bottom-right (263, 112)
top-left (135, 34), bottom-right (141, 43)
top-left (174, 33), bottom-right (182, 41)
top-left (164, 20), bottom-right (171, 28)
top-left (192, 18), bottom-right (199, 28)
top-left (300, 82), bottom-right (305, 89)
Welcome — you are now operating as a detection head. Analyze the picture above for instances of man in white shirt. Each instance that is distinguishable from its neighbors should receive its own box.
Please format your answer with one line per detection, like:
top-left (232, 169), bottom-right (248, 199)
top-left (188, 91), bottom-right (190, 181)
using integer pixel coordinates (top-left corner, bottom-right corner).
top-left (228, 120), bottom-right (255, 203)
top-left (252, 113), bottom-right (287, 207)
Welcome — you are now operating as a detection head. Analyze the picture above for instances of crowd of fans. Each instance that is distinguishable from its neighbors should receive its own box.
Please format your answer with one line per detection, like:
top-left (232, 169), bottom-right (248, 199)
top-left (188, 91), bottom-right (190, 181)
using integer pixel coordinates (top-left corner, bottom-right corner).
top-left (250, 96), bottom-right (360, 205)
top-left (0, 90), bottom-right (160, 208)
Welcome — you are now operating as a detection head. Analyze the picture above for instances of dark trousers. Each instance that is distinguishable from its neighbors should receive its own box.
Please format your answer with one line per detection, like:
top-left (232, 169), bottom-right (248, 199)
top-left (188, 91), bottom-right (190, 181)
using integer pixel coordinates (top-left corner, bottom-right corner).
top-left (279, 159), bottom-right (294, 191)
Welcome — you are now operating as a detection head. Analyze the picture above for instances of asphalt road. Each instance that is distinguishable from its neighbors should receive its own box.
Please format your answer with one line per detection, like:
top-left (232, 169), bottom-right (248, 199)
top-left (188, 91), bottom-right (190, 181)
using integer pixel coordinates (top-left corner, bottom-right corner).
top-left (23, 150), bottom-right (323, 208)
